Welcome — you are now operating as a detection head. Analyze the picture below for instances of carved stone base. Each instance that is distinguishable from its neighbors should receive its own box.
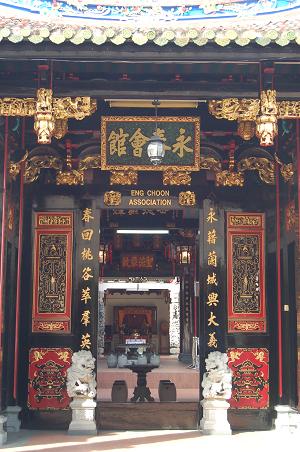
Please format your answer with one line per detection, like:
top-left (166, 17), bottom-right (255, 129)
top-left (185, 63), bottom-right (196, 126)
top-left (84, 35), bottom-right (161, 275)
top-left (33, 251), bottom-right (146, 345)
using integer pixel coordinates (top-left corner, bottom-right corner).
top-left (200, 399), bottom-right (232, 435)
top-left (68, 398), bottom-right (97, 435)
top-left (0, 415), bottom-right (7, 445)
top-left (274, 405), bottom-right (300, 433)
top-left (5, 406), bottom-right (22, 432)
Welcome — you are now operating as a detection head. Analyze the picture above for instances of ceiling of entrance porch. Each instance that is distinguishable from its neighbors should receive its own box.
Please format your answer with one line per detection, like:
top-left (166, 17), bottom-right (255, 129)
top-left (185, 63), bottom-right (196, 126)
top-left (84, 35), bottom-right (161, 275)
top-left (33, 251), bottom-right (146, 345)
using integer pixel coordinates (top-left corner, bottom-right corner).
top-left (100, 277), bottom-right (180, 296)
top-left (0, 0), bottom-right (300, 47)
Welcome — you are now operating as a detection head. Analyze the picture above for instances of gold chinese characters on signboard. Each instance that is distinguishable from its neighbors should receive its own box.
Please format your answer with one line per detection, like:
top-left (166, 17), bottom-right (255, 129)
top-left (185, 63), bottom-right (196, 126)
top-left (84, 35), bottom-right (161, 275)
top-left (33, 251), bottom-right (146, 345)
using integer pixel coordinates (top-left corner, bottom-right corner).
top-left (104, 191), bottom-right (122, 206)
top-left (178, 191), bottom-right (196, 206)
top-left (101, 116), bottom-right (200, 171)
top-left (121, 254), bottom-right (154, 270)
top-left (37, 214), bottom-right (72, 227)
top-left (228, 214), bottom-right (262, 228)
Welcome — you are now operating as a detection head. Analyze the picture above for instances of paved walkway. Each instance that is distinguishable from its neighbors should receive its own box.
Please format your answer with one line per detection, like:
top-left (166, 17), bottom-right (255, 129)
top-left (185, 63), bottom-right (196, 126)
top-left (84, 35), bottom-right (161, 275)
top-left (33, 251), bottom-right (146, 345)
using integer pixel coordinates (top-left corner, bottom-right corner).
top-left (2, 429), bottom-right (299, 452)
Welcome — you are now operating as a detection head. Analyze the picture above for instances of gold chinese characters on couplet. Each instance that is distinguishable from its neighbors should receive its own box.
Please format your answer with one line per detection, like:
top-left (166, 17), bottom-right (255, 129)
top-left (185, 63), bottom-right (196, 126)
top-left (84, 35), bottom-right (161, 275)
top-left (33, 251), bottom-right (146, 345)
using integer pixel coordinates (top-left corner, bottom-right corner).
top-left (206, 207), bottom-right (221, 349)
top-left (79, 206), bottom-right (96, 350)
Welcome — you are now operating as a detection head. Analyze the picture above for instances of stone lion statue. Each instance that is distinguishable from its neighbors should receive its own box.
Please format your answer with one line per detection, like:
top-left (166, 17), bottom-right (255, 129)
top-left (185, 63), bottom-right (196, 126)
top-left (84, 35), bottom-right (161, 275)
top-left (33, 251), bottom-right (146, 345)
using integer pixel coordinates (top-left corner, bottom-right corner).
top-left (67, 350), bottom-right (97, 399)
top-left (201, 351), bottom-right (232, 400)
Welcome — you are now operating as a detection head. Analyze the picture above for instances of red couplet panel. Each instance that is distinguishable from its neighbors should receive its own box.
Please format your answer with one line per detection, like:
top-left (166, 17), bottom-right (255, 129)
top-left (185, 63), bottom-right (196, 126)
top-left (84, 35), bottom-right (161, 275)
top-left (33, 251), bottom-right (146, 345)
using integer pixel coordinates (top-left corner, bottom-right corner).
top-left (227, 348), bottom-right (269, 409)
top-left (28, 348), bottom-right (72, 410)
top-left (227, 213), bottom-right (266, 333)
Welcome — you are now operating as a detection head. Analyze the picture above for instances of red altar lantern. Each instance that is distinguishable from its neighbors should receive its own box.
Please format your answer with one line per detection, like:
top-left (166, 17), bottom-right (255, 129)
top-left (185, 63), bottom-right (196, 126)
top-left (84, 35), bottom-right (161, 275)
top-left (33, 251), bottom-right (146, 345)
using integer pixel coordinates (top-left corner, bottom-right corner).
top-left (152, 234), bottom-right (162, 250)
top-left (164, 243), bottom-right (177, 276)
top-left (113, 233), bottom-right (123, 250)
top-left (132, 234), bottom-right (141, 248)
top-left (99, 244), bottom-right (112, 264)
top-left (176, 245), bottom-right (192, 265)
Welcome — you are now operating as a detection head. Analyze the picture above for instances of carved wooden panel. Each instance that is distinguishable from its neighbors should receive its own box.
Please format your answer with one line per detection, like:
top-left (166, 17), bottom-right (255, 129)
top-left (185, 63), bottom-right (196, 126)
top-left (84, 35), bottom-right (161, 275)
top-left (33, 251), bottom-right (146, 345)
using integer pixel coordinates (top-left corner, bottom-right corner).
top-left (28, 348), bottom-right (72, 410)
top-left (32, 212), bottom-right (73, 333)
top-left (227, 213), bottom-right (266, 333)
top-left (227, 348), bottom-right (269, 409)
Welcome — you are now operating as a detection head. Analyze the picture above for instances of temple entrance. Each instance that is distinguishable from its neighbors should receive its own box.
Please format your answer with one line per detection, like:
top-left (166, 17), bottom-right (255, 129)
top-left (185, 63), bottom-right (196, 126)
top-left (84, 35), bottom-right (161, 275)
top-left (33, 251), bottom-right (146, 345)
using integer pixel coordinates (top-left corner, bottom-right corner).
top-left (2, 55), bottom-right (298, 432)
top-left (96, 211), bottom-right (200, 428)
top-left (97, 279), bottom-right (200, 429)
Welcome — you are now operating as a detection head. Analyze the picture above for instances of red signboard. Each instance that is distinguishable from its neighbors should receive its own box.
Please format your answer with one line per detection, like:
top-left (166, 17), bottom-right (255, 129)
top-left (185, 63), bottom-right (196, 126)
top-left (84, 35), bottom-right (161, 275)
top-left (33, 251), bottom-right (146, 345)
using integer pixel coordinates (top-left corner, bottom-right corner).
top-left (121, 254), bottom-right (154, 270)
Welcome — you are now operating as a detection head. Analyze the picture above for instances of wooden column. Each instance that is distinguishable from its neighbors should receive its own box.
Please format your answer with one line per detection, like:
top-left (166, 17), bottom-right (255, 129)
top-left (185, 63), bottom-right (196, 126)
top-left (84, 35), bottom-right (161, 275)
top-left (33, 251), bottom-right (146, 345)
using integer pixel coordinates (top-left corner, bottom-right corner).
top-left (0, 118), bottom-right (9, 408)
top-left (296, 119), bottom-right (300, 409)
top-left (179, 269), bottom-right (193, 364)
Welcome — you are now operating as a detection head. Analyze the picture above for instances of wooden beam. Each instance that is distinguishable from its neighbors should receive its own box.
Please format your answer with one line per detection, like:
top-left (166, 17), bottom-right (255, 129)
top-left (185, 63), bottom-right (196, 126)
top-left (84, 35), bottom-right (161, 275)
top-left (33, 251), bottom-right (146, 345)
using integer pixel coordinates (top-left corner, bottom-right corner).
top-left (0, 79), bottom-right (300, 100)
top-left (1, 42), bottom-right (300, 63)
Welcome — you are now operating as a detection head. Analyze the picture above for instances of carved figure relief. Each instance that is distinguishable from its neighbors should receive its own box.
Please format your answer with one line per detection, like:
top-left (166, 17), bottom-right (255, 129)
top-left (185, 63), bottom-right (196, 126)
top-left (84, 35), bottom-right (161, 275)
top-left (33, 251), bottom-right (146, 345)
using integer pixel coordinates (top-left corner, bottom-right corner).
top-left (227, 213), bottom-right (266, 333)
top-left (38, 234), bottom-right (67, 313)
top-left (232, 235), bottom-right (260, 314)
top-left (32, 212), bottom-right (73, 333)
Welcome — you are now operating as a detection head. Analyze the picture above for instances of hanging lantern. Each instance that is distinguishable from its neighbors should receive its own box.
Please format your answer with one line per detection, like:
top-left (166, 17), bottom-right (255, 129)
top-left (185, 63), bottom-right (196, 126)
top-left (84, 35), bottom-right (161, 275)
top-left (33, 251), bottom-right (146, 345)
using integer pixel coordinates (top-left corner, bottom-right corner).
top-left (147, 100), bottom-right (165, 165)
top-left (256, 114), bottom-right (278, 146)
top-left (255, 89), bottom-right (278, 147)
top-left (113, 233), bottom-right (123, 250)
top-left (153, 234), bottom-right (162, 250)
top-left (53, 118), bottom-right (68, 139)
top-left (132, 234), bottom-right (141, 248)
top-left (176, 245), bottom-right (192, 264)
top-left (237, 120), bottom-right (256, 141)
top-left (163, 289), bottom-right (171, 305)
top-left (147, 135), bottom-right (165, 165)
top-left (34, 88), bottom-right (55, 144)
top-left (99, 244), bottom-right (110, 264)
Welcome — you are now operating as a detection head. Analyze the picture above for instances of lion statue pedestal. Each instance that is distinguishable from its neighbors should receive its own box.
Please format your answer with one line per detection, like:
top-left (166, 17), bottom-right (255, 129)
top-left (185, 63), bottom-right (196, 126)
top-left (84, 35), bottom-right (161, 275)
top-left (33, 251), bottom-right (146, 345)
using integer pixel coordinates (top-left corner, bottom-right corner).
top-left (68, 398), bottom-right (97, 435)
top-left (200, 351), bottom-right (232, 435)
top-left (0, 415), bottom-right (7, 445)
top-left (67, 350), bottom-right (97, 435)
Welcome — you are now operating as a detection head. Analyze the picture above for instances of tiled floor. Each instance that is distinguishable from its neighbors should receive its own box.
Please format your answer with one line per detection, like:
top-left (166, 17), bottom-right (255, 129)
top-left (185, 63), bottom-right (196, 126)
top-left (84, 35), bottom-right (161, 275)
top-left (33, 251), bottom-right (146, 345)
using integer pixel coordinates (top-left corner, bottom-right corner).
top-left (2, 429), bottom-right (299, 452)
top-left (98, 355), bottom-right (199, 401)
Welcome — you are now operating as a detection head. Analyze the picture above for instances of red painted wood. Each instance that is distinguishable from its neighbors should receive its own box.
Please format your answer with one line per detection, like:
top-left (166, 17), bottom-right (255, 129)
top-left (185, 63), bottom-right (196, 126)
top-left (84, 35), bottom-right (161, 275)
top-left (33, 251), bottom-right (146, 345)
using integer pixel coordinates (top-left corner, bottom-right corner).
top-left (297, 120), bottom-right (300, 249)
top-left (0, 118), bottom-right (9, 350)
top-left (27, 348), bottom-right (72, 410)
top-left (193, 245), bottom-right (197, 337)
top-left (13, 118), bottom-right (26, 400)
top-left (275, 160), bottom-right (283, 398)
top-left (228, 348), bottom-right (269, 409)
top-left (13, 162), bottom-right (25, 400)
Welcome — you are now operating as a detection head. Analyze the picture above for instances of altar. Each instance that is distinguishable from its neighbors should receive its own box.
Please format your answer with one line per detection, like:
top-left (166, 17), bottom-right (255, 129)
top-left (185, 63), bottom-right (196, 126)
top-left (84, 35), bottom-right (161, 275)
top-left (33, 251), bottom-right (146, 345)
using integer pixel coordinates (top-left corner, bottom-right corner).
top-left (114, 306), bottom-right (156, 338)
top-left (115, 343), bottom-right (151, 355)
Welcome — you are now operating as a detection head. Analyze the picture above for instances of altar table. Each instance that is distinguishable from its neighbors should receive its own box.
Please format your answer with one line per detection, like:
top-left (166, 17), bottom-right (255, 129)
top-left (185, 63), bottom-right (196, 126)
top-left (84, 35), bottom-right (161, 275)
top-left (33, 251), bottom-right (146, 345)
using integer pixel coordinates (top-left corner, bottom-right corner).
top-left (125, 364), bottom-right (158, 402)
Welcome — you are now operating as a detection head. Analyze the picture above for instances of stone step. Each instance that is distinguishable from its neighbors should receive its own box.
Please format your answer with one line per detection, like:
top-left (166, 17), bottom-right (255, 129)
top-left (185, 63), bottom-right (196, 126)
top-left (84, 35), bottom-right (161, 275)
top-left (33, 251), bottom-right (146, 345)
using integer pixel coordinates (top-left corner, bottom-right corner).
top-left (97, 401), bottom-right (199, 430)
